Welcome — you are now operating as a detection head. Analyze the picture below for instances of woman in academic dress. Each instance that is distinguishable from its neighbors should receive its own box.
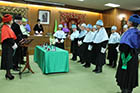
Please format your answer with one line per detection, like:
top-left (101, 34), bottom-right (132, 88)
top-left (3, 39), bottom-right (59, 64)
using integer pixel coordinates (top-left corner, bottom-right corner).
top-left (70, 25), bottom-right (79, 61)
top-left (53, 24), bottom-right (66, 49)
top-left (77, 23), bottom-right (87, 63)
top-left (107, 26), bottom-right (120, 68)
top-left (92, 20), bottom-right (109, 73)
top-left (1, 14), bottom-right (18, 80)
top-left (115, 14), bottom-right (140, 93)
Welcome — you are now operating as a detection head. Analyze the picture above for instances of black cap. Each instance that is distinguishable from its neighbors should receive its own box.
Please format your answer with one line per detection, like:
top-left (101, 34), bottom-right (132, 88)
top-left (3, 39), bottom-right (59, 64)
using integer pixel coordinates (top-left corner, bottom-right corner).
top-left (14, 14), bottom-right (22, 20)
top-left (37, 19), bottom-right (40, 22)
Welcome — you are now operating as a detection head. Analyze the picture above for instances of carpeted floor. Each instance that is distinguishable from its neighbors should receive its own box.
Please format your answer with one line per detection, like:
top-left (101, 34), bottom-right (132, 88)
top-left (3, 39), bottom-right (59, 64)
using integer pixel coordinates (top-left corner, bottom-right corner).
top-left (0, 55), bottom-right (140, 93)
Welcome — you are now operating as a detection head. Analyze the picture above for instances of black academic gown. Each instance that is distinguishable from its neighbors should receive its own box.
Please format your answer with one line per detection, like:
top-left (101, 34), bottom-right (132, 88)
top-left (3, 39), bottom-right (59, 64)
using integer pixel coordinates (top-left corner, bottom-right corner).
top-left (11, 22), bottom-right (23, 67)
top-left (1, 38), bottom-right (15, 70)
top-left (33, 24), bottom-right (44, 33)
top-left (54, 38), bottom-right (65, 49)
top-left (77, 36), bottom-right (86, 56)
top-left (92, 40), bottom-right (108, 66)
top-left (115, 44), bottom-right (139, 90)
top-left (71, 38), bottom-right (79, 60)
top-left (107, 43), bottom-right (119, 65)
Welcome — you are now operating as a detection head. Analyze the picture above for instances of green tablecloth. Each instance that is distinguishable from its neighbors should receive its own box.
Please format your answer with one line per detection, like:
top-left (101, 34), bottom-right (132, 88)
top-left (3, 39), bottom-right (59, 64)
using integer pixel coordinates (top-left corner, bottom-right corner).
top-left (34, 46), bottom-right (69, 74)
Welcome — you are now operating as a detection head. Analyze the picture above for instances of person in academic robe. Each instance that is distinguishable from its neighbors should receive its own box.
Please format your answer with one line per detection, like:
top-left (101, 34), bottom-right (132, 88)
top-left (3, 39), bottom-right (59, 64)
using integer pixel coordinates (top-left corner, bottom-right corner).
top-left (25, 19), bottom-right (31, 33)
top-left (53, 24), bottom-right (66, 49)
top-left (115, 14), bottom-right (140, 93)
top-left (20, 18), bottom-right (30, 38)
top-left (70, 25), bottom-right (79, 61)
top-left (1, 14), bottom-right (18, 80)
top-left (92, 20), bottom-right (109, 73)
top-left (20, 18), bottom-right (29, 63)
top-left (62, 23), bottom-right (70, 37)
top-left (33, 19), bottom-right (44, 35)
top-left (11, 14), bottom-right (24, 71)
top-left (81, 24), bottom-right (97, 68)
top-left (77, 23), bottom-right (87, 63)
top-left (107, 26), bottom-right (120, 68)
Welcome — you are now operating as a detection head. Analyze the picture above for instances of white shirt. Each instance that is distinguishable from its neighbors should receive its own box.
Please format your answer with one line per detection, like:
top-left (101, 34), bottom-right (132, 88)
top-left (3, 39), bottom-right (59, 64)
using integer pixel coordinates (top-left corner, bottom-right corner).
top-left (109, 32), bottom-right (120, 44)
top-left (53, 30), bottom-right (66, 39)
top-left (83, 31), bottom-right (97, 43)
top-left (70, 30), bottom-right (79, 41)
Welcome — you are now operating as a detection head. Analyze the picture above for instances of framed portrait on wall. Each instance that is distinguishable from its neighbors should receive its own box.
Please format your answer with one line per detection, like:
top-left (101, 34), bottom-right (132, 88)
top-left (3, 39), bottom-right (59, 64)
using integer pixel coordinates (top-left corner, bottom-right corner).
top-left (38, 10), bottom-right (50, 24)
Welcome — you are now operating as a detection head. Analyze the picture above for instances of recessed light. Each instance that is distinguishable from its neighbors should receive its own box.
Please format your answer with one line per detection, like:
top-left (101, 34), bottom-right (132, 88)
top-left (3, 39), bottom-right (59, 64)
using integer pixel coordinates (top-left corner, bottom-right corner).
top-left (104, 3), bottom-right (120, 7)
top-left (77, 0), bottom-right (84, 2)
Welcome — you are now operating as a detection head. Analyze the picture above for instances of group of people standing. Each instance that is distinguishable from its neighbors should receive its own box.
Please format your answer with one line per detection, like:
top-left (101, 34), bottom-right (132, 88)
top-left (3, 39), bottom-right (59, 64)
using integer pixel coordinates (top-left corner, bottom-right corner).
top-left (53, 14), bottom-right (140, 93)
top-left (1, 13), bottom-right (140, 93)
top-left (1, 14), bottom-right (31, 80)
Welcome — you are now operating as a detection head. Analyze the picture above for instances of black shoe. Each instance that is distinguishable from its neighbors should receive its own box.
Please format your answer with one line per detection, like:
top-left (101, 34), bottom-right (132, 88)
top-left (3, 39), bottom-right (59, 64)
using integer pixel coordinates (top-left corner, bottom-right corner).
top-left (77, 60), bottom-right (81, 63)
top-left (107, 64), bottom-right (112, 66)
top-left (83, 64), bottom-right (90, 68)
top-left (71, 58), bottom-right (77, 61)
top-left (5, 74), bottom-right (14, 80)
top-left (21, 61), bottom-right (26, 65)
top-left (81, 61), bottom-right (85, 64)
top-left (13, 68), bottom-right (20, 71)
top-left (95, 70), bottom-right (102, 73)
top-left (92, 69), bottom-right (98, 72)
top-left (112, 65), bottom-right (116, 68)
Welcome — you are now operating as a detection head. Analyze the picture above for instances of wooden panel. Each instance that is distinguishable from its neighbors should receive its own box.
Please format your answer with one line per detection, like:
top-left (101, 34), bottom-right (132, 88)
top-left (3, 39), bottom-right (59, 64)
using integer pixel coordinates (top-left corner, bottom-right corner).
top-left (103, 8), bottom-right (134, 33)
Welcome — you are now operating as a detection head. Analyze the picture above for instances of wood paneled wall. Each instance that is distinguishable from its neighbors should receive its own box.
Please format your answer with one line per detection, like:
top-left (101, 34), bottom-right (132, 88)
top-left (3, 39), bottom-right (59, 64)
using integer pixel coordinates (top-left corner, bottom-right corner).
top-left (103, 8), bottom-right (134, 32)
top-left (0, 2), bottom-right (102, 35)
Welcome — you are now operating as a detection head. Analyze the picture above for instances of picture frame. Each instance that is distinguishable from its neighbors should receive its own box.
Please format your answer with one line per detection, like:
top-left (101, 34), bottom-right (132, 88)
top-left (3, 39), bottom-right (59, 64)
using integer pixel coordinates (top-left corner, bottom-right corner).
top-left (38, 10), bottom-right (50, 24)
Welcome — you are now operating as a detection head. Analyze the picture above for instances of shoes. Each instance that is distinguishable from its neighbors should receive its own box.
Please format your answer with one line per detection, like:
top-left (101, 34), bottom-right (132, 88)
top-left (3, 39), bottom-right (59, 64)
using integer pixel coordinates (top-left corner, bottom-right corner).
top-left (83, 64), bottom-right (90, 68)
top-left (95, 70), bottom-right (102, 73)
top-left (112, 65), bottom-right (116, 68)
top-left (13, 67), bottom-right (20, 71)
top-left (77, 60), bottom-right (81, 63)
top-left (21, 61), bottom-right (26, 65)
top-left (107, 64), bottom-right (112, 66)
top-left (5, 74), bottom-right (14, 80)
top-left (92, 69), bottom-right (98, 72)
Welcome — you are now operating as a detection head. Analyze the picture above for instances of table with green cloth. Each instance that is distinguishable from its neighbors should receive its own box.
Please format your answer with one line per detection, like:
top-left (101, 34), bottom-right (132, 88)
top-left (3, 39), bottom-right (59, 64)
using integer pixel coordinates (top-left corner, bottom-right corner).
top-left (34, 46), bottom-right (69, 74)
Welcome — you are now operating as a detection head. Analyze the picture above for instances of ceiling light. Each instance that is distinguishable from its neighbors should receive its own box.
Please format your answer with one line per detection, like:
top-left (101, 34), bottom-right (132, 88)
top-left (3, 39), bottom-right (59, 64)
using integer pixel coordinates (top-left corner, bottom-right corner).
top-left (104, 3), bottom-right (120, 7)
top-left (77, 0), bottom-right (84, 1)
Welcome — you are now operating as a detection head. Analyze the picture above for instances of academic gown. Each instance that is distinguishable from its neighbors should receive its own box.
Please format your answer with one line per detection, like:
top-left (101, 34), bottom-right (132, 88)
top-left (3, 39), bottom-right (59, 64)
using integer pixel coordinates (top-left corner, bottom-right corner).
top-left (77, 30), bottom-right (87, 57)
top-left (107, 32), bottom-right (120, 64)
top-left (70, 30), bottom-right (79, 60)
top-left (53, 30), bottom-right (66, 49)
top-left (11, 22), bottom-right (23, 67)
top-left (1, 25), bottom-right (17, 70)
top-left (79, 31), bottom-right (96, 63)
top-left (33, 24), bottom-right (44, 33)
top-left (92, 27), bottom-right (108, 66)
top-left (115, 28), bottom-right (140, 90)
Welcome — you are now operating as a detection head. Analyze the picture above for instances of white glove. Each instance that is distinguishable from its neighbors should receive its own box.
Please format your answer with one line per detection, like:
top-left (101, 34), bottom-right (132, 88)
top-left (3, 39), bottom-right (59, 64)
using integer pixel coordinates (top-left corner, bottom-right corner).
top-left (116, 46), bottom-right (120, 52)
top-left (55, 39), bottom-right (59, 42)
top-left (35, 31), bottom-right (39, 33)
top-left (12, 43), bottom-right (18, 50)
top-left (40, 31), bottom-right (43, 33)
top-left (101, 47), bottom-right (106, 53)
top-left (78, 41), bottom-right (83, 46)
top-left (60, 39), bottom-right (64, 43)
top-left (88, 45), bottom-right (93, 51)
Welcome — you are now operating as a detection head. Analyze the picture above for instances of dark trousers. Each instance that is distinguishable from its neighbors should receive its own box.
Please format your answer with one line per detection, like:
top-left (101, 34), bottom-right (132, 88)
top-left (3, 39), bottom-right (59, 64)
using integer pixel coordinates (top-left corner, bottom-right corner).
top-left (13, 46), bottom-right (22, 68)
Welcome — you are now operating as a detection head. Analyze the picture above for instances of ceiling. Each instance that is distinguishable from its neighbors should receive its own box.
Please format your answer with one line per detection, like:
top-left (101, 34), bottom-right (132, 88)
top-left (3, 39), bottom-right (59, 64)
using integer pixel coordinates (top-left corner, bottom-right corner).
top-left (3, 0), bottom-right (140, 11)
top-left (23, 0), bottom-right (140, 11)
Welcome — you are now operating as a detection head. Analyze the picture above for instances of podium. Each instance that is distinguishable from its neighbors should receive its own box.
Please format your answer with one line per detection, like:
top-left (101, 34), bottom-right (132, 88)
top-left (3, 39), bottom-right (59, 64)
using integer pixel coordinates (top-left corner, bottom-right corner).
top-left (20, 38), bottom-right (34, 74)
